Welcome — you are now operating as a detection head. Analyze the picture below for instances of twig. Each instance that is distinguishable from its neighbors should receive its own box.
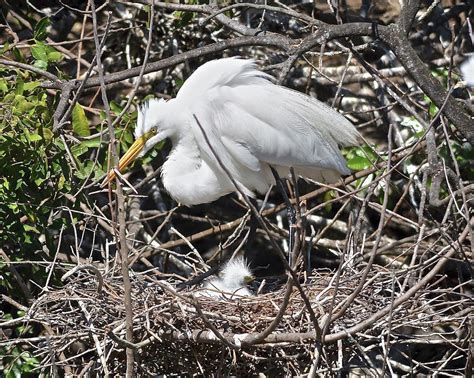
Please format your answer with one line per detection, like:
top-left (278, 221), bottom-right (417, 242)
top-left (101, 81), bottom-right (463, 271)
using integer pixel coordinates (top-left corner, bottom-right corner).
top-left (0, 59), bottom-right (60, 82)
top-left (61, 264), bottom-right (104, 294)
top-left (89, 0), bottom-right (135, 375)
top-left (77, 299), bottom-right (109, 375)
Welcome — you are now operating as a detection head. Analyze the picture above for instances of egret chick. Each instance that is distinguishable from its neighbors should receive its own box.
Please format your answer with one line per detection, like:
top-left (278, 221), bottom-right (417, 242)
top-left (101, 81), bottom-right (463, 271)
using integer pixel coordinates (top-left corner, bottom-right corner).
top-left (196, 257), bottom-right (255, 299)
top-left (106, 58), bottom-right (359, 204)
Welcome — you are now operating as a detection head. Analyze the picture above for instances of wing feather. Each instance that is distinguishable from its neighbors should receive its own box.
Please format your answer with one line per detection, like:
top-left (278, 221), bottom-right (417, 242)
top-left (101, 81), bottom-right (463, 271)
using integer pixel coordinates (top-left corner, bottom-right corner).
top-left (181, 58), bottom-right (359, 192)
top-left (221, 136), bottom-right (261, 172)
top-left (177, 58), bottom-right (272, 101)
top-left (208, 83), bottom-right (358, 175)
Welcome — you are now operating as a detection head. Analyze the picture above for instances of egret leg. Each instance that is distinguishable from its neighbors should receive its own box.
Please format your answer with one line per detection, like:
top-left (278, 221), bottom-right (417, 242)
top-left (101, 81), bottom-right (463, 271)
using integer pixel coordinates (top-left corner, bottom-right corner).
top-left (246, 197), bottom-right (260, 246)
top-left (270, 167), bottom-right (296, 264)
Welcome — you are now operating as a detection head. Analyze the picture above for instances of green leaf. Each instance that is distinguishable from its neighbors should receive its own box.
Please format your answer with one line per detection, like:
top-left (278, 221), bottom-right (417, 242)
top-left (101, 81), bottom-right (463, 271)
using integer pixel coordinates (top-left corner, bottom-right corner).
top-left (34, 17), bottom-right (51, 41)
top-left (31, 42), bottom-right (48, 62)
top-left (34, 177), bottom-right (45, 186)
top-left (80, 137), bottom-right (103, 148)
top-left (174, 10), bottom-right (194, 27)
top-left (0, 41), bottom-right (10, 54)
top-left (71, 143), bottom-right (89, 158)
top-left (28, 133), bottom-right (43, 142)
top-left (15, 79), bottom-right (24, 95)
top-left (347, 156), bottom-right (371, 171)
top-left (428, 101), bottom-right (439, 117)
top-left (31, 41), bottom-right (62, 64)
top-left (75, 160), bottom-right (95, 180)
top-left (47, 51), bottom-right (63, 62)
top-left (175, 78), bottom-right (185, 91)
top-left (0, 78), bottom-right (8, 93)
top-left (8, 202), bottom-right (19, 213)
top-left (42, 128), bottom-right (53, 140)
top-left (72, 103), bottom-right (90, 136)
top-left (24, 224), bottom-right (40, 233)
top-left (358, 145), bottom-right (379, 161)
top-left (57, 174), bottom-right (65, 190)
top-left (93, 166), bottom-right (106, 180)
top-left (23, 81), bottom-right (41, 92)
top-left (16, 99), bottom-right (35, 113)
top-left (34, 60), bottom-right (48, 70)
top-left (4, 92), bottom-right (15, 102)
top-left (110, 101), bottom-right (123, 115)
top-left (323, 190), bottom-right (335, 213)
top-left (12, 47), bottom-right (24, 62)
top-left (122, 130), bottom-right (134, 144)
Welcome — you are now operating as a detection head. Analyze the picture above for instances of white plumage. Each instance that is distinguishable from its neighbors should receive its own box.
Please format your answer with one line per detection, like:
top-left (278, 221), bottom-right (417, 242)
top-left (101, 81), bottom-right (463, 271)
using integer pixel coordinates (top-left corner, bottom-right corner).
top-left (460, 56), bottom-right (474, 87)
top-left (196, 257), bottom-right (254, 299)
top-left (110, 58), bottom-right (360, 205)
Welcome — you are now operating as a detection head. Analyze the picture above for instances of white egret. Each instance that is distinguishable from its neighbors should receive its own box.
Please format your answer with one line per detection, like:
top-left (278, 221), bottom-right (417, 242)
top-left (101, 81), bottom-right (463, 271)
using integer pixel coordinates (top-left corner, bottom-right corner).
top-left (106, 57), bottom-right (359, 204)
top-left (195, 256), bottom-right (255, 299)
top-left (460, 56), bottom-right (474, 87)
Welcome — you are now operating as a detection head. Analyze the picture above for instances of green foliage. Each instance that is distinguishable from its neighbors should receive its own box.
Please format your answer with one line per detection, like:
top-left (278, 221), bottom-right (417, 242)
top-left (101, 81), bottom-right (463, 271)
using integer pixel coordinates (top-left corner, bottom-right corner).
top-left (0, 68), bottom-right (72, 247)
top-left (34, 17), bottom-right (51, 41)
top-left (418, 94), bottom-right (473, 180)
top-left (0, 311), bottom-right (39, 378)
top-left (109, 100), bottom-right (139, 157)
top-left (0, 64), bottom-right (143, 313)
top-left (345, 144), bottom-right (380, 171)
top-left (172, 0), bottom-right (207, 27)
top-left (401, 116), bottom-right (424, 142)
top-left (0, 51), bottom-right (149, 256)
top-left (72, 103), bottom-right (91, 137)
top-left (0, 346), bottom-right (39, 377)
top-left (0, 311), bottom-right (40, 376)
top-left (431, 67), bottom-right (450, 87)
top-left (29, 17), bottom-right (63, 70)
top-left (30, 41), bottom-right (63, 69)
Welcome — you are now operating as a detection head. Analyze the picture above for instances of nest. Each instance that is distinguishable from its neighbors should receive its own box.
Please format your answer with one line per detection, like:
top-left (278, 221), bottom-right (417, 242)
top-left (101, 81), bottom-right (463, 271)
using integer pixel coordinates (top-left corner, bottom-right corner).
top-left (23, 263), bottom-right (470, 376)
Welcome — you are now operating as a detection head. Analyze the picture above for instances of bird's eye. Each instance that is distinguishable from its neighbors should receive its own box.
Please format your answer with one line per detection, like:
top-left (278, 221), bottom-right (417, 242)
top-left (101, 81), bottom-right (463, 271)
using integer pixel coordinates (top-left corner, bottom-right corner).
top-left (150, 128), bottom-right (157, 135)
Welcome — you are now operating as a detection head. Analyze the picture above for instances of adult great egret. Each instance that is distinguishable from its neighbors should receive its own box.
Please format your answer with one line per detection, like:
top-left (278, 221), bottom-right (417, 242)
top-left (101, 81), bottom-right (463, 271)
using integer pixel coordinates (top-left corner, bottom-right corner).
top-left (106, 58), bottom-right (359, 205)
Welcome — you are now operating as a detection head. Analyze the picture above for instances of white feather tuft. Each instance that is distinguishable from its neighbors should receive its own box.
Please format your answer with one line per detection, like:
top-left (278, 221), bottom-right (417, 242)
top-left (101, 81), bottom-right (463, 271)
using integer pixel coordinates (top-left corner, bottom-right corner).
top-left (220, 256), bottom-right (253, 288)
top-left (196, 257), bottom-right (254, 299)
top-left (135, 98), bottom-right (165, 139)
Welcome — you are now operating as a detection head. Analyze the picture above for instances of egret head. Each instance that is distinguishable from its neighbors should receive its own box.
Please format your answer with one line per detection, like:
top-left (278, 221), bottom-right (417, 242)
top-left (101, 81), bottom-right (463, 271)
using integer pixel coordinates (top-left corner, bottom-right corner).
top-left (220, 257), bottom-right (255, 288)
top-left (105, 99), bottom-right (172, 184)
top-left (135, 99), bottom-right (173, 155)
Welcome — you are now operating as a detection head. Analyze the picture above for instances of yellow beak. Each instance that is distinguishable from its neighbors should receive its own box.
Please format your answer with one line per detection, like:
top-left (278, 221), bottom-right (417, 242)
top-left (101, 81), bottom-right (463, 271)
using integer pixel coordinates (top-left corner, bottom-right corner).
top-left (244, 275), bottom-right (256, 284)
top-left (103, 134), bottom-right (148, 186)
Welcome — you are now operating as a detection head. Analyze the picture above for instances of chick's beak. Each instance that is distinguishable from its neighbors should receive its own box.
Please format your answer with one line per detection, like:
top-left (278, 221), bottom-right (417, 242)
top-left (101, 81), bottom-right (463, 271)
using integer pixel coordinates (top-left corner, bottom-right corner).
top-left (244, 275), bottom-right (256, 284)
top-left (103, 134), bottom-right (148, 186)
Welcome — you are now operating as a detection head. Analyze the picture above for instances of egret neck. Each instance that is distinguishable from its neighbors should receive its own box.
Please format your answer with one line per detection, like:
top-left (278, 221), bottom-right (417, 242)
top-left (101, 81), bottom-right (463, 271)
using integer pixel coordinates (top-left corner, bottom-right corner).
top-left (161, 126), bottom-right (233, 206)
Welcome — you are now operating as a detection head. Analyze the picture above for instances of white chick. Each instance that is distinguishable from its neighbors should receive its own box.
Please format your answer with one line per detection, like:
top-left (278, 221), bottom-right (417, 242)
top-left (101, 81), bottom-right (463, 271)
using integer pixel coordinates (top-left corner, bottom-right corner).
top-left (196, 257), bottom-right (255, 299)
top-left (460, 56), bottom-right (474, 87)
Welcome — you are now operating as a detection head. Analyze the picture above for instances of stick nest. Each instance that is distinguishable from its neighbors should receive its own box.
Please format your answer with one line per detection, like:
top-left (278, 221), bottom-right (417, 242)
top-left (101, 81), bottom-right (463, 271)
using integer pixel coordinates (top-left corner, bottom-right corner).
top-left (25, 263), bottom-right (470, 376)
